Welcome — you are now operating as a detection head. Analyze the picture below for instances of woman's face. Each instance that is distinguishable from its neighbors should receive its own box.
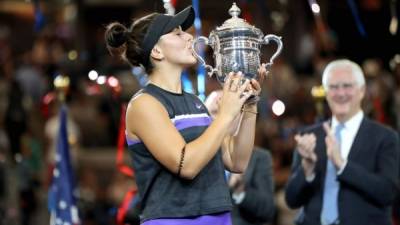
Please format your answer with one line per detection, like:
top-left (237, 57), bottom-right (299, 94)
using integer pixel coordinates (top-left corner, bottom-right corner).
top-left (156, 27), bottom-right (197, 67)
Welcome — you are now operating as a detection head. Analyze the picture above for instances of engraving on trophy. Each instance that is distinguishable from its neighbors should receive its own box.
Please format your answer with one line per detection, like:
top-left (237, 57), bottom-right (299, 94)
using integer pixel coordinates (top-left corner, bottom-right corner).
top-left (192, 2), bottom-right (283, 87)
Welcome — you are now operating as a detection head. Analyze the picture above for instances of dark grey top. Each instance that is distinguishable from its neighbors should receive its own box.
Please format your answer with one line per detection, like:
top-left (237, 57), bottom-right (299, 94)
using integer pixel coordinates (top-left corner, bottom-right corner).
top-left (127, 84), bottom-right (232, 222)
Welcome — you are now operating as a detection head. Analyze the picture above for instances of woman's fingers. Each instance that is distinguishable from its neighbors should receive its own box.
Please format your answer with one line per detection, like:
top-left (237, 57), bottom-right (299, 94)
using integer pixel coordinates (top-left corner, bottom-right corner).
top-left (228, 72), bottom-right (243, 92)
top-left (238, 78), bottom-right (250, 94)
top-left (223, 72), bottom-right (234, 93)
top-left (257, 63), bottom-right (268, 83)
top-left (250, 79), bottom-right (261, 95)
top-left (239, 91), bottom-right (253, 104)
top-left (236, 78), bottom-right (252, 103)
top-left (219, 72), bottom-right (252, 117)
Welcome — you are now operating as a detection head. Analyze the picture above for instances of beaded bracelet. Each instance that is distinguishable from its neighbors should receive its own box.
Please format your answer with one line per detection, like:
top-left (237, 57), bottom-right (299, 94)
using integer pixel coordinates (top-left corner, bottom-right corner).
top-left (177, 145), bottom-right (186, 176)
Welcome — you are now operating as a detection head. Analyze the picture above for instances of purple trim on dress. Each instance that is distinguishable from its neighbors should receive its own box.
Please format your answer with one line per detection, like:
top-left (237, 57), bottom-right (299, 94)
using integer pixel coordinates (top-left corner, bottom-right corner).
top-left (126, 136), bottom-right (142, 146)
top-left (174, 116), bottom-right (212, 131)
top-left (141, 212), bottom-right (232, 225)
top-left (126, 115), bottom-right (212, 146)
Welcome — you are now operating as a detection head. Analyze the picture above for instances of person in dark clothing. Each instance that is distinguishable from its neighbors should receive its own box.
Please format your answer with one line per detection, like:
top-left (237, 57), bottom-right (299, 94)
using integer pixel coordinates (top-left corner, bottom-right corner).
top-left (228, 148), bottom-right (275, 225)
top-left (285, 59), bottom-right (399, 225)
top-left (4, 80), bottom-right (27, 161)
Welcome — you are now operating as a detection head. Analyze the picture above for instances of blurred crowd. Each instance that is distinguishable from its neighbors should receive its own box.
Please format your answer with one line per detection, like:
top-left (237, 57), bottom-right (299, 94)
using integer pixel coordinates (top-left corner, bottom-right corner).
top-left (0, 1), bottom-right (400, 225)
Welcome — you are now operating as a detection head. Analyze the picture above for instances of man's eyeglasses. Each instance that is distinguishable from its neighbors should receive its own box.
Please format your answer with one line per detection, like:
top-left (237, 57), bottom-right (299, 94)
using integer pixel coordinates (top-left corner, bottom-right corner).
top-left (327, 82), bottom-right (357, 91)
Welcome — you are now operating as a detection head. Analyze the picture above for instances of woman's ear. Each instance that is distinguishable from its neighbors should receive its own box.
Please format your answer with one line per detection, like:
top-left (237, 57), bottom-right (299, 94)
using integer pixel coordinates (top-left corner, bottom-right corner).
top-left (150, 45), bottom-right (164, 61)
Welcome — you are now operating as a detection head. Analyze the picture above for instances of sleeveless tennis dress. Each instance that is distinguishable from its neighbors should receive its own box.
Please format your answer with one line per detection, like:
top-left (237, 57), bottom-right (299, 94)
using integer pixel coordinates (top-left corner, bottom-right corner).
top-left (127, 84), bottom-right (232, 225)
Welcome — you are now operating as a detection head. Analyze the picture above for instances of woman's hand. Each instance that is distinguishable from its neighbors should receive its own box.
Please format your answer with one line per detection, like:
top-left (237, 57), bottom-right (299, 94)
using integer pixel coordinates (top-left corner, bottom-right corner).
top-left (251, 63), bottom-right (268, 96)
top-left (205, 89), bottom-right (243, 136)
top-left (242, 63), bottom-right (268, 106)
top-left (218, 72), bottom-right (252, 121)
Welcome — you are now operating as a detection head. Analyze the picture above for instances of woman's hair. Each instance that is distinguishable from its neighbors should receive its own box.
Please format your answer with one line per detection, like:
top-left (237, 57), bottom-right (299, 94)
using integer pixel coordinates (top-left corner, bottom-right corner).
top-left (105, 13), bottom-right (158, 74)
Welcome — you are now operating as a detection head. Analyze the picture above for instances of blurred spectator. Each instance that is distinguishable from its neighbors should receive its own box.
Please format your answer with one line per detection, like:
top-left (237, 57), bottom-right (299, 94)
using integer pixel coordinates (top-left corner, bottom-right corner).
top-left (0, 25), bottom-right (13, 80)
top-left (363, 58), bottom-right (397, 127)
top-left (0, 120), bottom-right (9, 225)
top-left (17, 126), bottom-right (44, 225)
top-left (285, 59), bottom-right (399, 225)
top-left (392, 61), bottom-right (400, 132)
top-left (228, 148), bottom-right (275, 225)
top-left (4, 80), bottom-right (27, 161)
top-left (14, 51), bottom-right (47, 106)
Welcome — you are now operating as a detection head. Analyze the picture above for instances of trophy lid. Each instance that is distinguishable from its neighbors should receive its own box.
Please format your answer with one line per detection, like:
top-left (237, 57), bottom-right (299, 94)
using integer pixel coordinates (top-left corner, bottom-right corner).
top-left (214, 3), bottom-right (262, 38)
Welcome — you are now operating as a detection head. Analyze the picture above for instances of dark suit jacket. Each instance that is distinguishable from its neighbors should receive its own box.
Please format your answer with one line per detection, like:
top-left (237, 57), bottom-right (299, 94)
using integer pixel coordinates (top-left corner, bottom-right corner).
top-left (231, 148), bottom-right (275, 225)
top-left (285, 118), bottom-right (400, 225)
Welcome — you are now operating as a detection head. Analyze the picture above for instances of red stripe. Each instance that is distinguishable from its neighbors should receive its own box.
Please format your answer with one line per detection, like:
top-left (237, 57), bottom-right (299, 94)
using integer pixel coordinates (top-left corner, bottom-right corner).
top-left (116, 189), bottom-right (137, 225)
top-left (116, 104), bottom-right (137, 225)
top-left (116, 104), bottom-right (134, 177)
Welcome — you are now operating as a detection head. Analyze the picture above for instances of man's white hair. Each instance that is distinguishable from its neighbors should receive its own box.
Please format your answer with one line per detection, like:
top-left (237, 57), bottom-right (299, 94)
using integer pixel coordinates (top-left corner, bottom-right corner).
top-left (322, 59), bottom-right (365, 90)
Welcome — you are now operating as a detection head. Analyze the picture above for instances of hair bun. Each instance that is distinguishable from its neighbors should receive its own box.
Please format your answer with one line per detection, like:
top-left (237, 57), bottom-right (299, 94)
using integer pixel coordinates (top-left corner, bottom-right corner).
top-left (105, 22), bottom-right (128, 48)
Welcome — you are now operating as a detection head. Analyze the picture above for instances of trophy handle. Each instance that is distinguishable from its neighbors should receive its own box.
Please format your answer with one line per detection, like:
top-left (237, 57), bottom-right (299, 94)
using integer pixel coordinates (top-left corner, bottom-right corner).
top-left (192, 36), bottom-right (217, 77)
top-left (262, 34), bottom-right (283, 70)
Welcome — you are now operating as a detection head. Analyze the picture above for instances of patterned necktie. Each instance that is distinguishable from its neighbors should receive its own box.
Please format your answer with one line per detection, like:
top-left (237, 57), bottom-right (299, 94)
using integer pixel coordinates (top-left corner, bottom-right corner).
top-left (321, 123), bottom-right (344, 225)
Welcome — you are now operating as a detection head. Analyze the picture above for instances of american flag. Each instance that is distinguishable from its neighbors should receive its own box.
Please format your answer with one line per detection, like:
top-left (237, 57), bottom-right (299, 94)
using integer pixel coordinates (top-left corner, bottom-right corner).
top-left (48, 105), bottom-right (80, 225)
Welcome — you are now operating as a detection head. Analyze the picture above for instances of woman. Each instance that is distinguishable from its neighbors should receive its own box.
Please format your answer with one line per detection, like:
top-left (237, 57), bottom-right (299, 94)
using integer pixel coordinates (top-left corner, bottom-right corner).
top-left (105, 5), bottom-right (266, 225)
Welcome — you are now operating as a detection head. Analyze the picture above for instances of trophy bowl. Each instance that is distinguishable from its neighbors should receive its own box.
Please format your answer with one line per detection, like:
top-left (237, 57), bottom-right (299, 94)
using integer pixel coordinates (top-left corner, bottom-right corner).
top-left (193, 2), bottom-right (283, 88)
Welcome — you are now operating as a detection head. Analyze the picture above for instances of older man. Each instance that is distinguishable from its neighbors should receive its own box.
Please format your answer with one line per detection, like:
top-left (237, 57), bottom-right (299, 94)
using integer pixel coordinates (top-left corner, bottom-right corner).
top-left (285, 59), bottom-right (400, 225)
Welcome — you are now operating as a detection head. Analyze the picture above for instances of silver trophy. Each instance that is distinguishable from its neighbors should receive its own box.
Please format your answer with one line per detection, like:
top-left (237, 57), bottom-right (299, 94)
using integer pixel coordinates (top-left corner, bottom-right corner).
top-left (192, 2), bottom-right (283, 90)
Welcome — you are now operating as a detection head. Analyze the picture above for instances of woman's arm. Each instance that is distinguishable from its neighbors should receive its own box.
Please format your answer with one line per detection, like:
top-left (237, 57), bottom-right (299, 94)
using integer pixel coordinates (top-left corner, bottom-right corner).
top-left (221, 65), bottom-right (267, 173)
top-left (222, 104), bottom-right (257, 173)
top-left (126, 74), bottom-right (251, 180)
